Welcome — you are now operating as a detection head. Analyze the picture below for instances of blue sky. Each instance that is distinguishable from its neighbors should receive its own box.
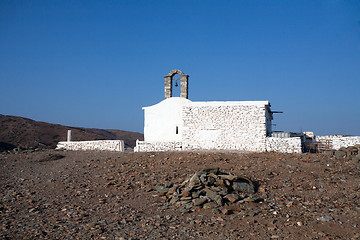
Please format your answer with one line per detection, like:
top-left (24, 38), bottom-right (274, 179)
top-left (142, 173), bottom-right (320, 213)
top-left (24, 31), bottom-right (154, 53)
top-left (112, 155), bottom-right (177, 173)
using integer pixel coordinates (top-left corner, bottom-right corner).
top-left (1, 0), bottom-right (359, 135)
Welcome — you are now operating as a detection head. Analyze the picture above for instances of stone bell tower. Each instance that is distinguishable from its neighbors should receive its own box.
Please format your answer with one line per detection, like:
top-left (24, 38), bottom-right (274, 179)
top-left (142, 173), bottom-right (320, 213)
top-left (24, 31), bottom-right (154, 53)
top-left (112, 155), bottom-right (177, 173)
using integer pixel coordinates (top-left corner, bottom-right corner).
top-left (164, 69), bottom-right (189, 99)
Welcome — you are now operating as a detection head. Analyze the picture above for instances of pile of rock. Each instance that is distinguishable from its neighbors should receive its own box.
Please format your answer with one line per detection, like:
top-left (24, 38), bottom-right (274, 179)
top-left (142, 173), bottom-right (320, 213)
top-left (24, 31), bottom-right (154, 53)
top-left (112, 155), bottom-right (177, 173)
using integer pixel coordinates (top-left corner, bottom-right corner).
top-left (327, 145), bottom-right (360, 162)
top-left (156, 167), bottom-right (264, 214)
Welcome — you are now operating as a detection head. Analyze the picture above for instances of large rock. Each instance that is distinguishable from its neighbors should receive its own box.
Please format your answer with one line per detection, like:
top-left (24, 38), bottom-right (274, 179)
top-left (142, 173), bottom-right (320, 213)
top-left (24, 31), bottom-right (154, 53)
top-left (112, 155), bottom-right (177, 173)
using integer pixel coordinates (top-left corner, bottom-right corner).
top-left (232, 180), bottom-right (255, 194)
top-left (334, 150), bottom-right (347, 159)
top-left (347, 146), bottom-right (358, 154)
top-left (192, 196), bottom-right (207, 206)
top-left (339, 147), bottom-right (350, 155)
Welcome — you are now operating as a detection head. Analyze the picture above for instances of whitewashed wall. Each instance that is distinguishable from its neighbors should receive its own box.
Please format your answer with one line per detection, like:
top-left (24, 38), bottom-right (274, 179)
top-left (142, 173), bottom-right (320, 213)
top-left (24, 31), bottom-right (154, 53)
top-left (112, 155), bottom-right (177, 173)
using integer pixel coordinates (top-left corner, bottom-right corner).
top-left (316, 136), bottom-right (360, 150)
top-left (143, 97), bottom-right (191, 142)
top-left (265, 137), bottom-right (302, 153)
top-left (57, 140), bottom-right (124, 152)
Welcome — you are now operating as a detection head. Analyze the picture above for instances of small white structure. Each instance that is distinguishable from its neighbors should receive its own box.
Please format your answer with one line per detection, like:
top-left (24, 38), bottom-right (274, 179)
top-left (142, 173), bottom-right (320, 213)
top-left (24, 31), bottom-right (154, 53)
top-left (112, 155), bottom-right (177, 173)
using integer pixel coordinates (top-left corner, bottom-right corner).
top-left (135, 70), bottom-right (302, 153)
top-left (67, 130), bottom-right (72, 142)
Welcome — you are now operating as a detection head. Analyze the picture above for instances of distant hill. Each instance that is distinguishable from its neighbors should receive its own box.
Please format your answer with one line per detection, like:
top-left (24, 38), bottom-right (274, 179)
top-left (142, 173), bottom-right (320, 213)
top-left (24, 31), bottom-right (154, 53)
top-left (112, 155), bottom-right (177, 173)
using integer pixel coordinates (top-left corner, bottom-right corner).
top-left (0, 114), bottom-right (143, 151)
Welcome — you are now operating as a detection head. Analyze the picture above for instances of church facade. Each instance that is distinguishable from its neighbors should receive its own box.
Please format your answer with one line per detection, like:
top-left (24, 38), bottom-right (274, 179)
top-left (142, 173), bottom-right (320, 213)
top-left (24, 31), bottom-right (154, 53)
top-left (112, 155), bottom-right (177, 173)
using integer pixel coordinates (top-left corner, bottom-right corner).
top-left (135, 70), bottom-right (302, 153)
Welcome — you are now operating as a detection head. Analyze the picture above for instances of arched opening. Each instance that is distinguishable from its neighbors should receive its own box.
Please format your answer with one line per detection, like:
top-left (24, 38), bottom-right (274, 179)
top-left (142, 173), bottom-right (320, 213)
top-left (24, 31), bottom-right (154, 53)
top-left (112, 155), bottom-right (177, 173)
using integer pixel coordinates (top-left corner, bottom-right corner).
top-left (171, 73), bottom-right (181, 97)
top-left (164, 69), bottom-right (189, 99)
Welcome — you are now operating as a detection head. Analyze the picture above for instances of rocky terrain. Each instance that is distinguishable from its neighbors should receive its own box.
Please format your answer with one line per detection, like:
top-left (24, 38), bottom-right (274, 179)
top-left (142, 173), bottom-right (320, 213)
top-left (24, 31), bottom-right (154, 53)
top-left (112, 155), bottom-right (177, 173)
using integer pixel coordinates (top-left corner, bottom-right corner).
top-left (1, 149), bottom-right (359, 239)
top-left (0, 114), bottom-right (143, 150)
top-left (327, 145), bottom-right (360, 162)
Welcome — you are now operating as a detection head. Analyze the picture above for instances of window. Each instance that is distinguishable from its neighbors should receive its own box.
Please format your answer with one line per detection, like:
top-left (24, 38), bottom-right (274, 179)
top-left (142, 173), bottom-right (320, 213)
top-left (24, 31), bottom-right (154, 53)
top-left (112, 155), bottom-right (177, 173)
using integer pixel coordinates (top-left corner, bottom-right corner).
top-left (176, 126), bottom-right (179, 134)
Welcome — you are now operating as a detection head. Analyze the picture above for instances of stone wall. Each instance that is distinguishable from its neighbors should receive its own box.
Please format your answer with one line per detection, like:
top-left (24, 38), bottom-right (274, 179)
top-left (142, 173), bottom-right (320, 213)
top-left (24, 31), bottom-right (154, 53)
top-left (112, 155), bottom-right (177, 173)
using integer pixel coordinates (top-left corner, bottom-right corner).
top-left (56, 140), bottom-right (124, 152)
top-left (316, 136), bottom-right (360, 150)
top-left (265, 137), bottom-right (302, 153)
top-left (182, 102), bottom-right (269, 152)
top-left (134, 140), bottom-right (182, 152)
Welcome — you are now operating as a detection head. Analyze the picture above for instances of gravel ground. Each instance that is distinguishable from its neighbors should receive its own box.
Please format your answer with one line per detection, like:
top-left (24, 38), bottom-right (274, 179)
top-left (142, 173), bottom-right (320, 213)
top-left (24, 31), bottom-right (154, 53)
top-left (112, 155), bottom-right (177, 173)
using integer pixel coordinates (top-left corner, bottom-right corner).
top-left (1, 150), bottom-right (359, 239)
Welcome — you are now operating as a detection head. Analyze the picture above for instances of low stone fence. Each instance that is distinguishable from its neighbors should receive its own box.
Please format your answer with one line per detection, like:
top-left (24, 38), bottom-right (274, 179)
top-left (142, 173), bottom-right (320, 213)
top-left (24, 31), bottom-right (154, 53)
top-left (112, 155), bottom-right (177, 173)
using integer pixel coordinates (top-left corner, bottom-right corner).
top-left (265, 137), bottom-right (302, 153)
top-left (316, 136), bottom-right (360, 150)
top-left (56, 140), bottom-right (124, 152)
top-left (134, 140), bottom-right (182, 152)
top-left (135, 137), bottom-right (303, 153)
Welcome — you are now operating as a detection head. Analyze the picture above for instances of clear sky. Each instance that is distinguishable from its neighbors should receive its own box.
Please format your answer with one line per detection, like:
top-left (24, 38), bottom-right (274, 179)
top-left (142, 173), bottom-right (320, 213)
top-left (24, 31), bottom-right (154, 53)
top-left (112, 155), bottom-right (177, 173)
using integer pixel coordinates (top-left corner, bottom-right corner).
top-left (1, 0), bottom-right (359, 135)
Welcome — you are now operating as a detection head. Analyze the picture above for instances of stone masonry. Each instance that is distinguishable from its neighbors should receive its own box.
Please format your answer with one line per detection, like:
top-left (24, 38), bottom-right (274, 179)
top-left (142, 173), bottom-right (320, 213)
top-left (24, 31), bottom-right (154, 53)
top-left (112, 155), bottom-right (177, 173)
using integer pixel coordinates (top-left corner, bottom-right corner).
top-left (181, 102), bottom-right (269, 152)
top-left (265, 137), bottom-right (302, 153)
top-left (134, 140), bottom-right (182, 152)
top-left (316, 135), bottom-right (360, 150)
top-left (164, 69), bottom-right (189, 99)
top-left (57, 140), bottom-right (125, 152)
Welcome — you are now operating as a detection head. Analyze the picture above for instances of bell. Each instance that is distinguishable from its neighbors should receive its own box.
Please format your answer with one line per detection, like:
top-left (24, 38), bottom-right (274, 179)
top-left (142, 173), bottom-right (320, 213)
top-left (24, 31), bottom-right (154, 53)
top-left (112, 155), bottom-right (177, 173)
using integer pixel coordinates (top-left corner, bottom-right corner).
top-left (175, 80), bottom-right (178, 87)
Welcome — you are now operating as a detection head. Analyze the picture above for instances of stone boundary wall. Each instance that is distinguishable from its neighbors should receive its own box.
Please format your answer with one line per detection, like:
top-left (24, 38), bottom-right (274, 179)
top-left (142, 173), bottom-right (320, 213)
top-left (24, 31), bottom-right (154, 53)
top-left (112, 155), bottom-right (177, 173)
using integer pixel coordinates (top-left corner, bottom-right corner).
top-left (134, 140), bottom-right (182, 152)
top-left (316, 136), bottom-right (360, 150)
top-left (265, 137), bottom-right (302, 153)
top-left (135, 137), bottom-right (303, 153)
top-left (56, 140), bottom-right (124, 152)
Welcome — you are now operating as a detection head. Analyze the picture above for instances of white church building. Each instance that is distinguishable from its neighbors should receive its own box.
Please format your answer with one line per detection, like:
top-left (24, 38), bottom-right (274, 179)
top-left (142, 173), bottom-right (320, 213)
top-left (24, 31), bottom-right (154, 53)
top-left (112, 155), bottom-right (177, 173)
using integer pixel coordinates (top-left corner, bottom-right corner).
top-left (135, 70), bottom-right (303, 153)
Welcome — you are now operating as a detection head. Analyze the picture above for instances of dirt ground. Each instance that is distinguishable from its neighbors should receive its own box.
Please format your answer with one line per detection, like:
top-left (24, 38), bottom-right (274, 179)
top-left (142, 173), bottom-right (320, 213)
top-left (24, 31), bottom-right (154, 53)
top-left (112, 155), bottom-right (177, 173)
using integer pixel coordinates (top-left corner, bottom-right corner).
top-left (0, 150), bottom-right (359, 239)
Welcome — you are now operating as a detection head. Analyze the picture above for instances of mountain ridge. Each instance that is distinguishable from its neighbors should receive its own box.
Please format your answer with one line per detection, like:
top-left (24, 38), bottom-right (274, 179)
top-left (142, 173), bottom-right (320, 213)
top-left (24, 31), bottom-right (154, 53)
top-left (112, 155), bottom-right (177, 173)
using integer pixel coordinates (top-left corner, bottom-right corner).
top-left (0, 114), bottom-right (143, 151)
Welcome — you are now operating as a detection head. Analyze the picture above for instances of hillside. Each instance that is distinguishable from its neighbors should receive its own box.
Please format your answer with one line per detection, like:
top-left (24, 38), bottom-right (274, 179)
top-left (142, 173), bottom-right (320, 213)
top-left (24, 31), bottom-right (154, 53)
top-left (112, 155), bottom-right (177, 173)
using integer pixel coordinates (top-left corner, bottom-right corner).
top-left (0, 114), bottom-right (143, 150)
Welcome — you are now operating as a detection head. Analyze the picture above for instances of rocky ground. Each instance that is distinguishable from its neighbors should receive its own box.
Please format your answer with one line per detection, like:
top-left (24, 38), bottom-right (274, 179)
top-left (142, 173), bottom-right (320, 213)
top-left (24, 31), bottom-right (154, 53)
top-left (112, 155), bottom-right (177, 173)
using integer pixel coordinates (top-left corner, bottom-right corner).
top-left (0, 150), bottom-right (359, 239)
